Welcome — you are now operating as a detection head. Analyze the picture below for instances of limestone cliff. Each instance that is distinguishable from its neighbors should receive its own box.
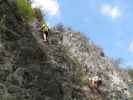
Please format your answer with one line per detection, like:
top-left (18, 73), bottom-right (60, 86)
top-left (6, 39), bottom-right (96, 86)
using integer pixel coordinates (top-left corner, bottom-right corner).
top-left (0, 0), bottom-right (132, 100)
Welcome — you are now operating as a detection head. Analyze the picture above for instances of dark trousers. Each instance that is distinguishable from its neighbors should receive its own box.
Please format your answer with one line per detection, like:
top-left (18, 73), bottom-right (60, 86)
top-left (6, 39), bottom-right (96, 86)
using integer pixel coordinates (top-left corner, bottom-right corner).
top-left (45, 31), bottom-right (48, 39)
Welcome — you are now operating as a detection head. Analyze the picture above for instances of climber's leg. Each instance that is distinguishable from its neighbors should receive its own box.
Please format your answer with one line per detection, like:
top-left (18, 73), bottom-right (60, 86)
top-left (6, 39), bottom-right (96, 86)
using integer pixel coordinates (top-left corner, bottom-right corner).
top-left (43, 33), bottom-right (47, 42)
top-left (45, 31), bottom-right (48, 41)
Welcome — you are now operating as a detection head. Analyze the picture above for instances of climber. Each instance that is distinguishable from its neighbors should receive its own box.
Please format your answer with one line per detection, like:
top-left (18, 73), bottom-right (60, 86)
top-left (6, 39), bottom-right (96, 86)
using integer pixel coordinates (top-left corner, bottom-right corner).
top-left (33, 8), bottom-right (49, 42)
top-left (88, 76), bottom-right (102, 91)
top-left (40, 23), bottom-right (49, 42)
top-left (34, 17), bottom-right (41, 32)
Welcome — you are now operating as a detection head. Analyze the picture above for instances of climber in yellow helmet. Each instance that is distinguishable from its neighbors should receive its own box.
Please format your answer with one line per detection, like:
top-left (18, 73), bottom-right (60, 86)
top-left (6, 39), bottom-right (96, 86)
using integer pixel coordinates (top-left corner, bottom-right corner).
top-left (40, 23), bottom-right (49, 42)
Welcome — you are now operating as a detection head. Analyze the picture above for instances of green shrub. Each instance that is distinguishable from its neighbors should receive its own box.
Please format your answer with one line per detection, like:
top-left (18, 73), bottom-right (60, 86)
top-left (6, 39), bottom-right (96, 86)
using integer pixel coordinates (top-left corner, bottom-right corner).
top-left (63, 47), bottom-right (88, 87)
top-left (16, 0), bottom-right (34, 22)
top-left (128, 69), bottom-right (133, 77)
top-left (128, 97), bottom-right (133, 100)
top-left (0, 94), bottom-right (17, 100)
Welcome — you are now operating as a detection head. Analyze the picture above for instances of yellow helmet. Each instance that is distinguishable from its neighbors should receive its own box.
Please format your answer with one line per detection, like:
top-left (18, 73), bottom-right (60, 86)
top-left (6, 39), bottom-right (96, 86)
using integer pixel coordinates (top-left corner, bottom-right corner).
top-left (42, 24), bottom-right (45, 27)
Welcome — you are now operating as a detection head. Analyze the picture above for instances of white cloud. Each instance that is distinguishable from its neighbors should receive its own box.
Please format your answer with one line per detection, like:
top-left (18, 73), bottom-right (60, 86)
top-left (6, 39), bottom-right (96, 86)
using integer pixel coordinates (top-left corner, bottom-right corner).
top-left (101, 4), bottom-right (121, 19)
top-left (128, 41), bottom-right (133, 53)
top-left (31, 0), bottom-right (60, 16)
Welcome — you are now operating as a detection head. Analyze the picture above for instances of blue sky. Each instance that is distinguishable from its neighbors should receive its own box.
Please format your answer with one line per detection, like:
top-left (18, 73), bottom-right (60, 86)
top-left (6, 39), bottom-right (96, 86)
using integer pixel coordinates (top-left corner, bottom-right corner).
top-left (32, 0), bottom-right (133, 69)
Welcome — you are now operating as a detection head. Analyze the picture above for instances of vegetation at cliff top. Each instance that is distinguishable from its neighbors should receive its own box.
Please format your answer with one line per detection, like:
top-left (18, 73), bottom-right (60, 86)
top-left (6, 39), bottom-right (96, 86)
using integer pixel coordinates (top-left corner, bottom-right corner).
top-left (16, 0), bottom-right (35, 22)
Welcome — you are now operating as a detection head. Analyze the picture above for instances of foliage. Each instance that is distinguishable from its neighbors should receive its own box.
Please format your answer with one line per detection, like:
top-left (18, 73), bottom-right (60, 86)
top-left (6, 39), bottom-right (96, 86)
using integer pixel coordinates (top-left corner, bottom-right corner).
top-left (32, 8), bottom-right (47, 24)
top-left (112, 58), bottom-right (124, 69)
top-left (54, 23), bottom-right (66, 32)
top-left (0, 94), bottom-right (17, 100)
top-left (16, 0), bottom-right (34, 22)
top-left (63, 47), bottom-right (88, 87)
top-left (128, 97), bottom-right (133, 100)
top-left (128, 69), bottom-right (133, 80)
top-left (33, 8), bottom-right (43, 21)
top-left (54, 23), bottom-right (74, 32)
top-left (73, 56), bottom-right (88, 87)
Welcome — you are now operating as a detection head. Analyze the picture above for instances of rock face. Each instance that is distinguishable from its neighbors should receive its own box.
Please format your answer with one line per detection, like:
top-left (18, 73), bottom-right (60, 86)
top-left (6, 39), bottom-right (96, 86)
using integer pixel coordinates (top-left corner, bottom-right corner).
top-left (0, 0), bottom-right (132, 100)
